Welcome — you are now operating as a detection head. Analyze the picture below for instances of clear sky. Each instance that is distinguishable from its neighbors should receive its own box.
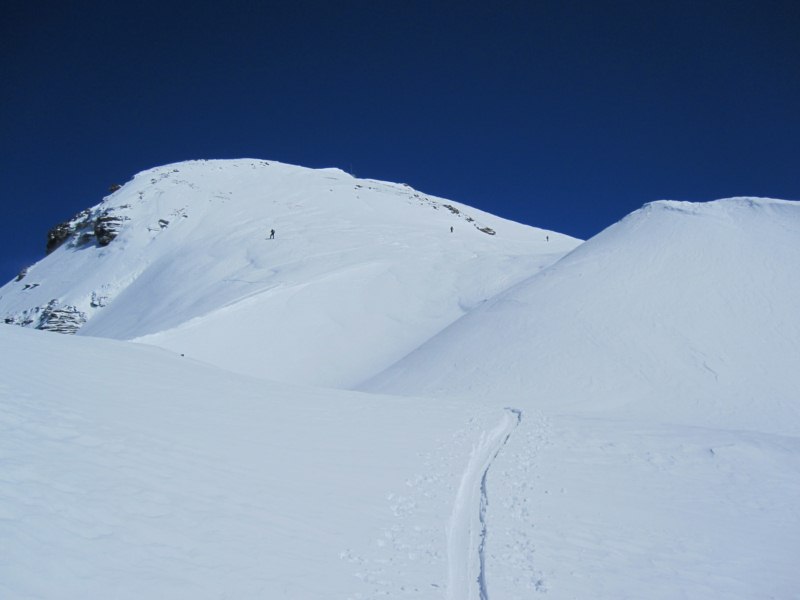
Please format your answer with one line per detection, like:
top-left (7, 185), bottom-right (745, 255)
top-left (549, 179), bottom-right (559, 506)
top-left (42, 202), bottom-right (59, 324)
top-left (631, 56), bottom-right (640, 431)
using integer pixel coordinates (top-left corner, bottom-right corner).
top-left (2, 0), bottom-right (798, 283)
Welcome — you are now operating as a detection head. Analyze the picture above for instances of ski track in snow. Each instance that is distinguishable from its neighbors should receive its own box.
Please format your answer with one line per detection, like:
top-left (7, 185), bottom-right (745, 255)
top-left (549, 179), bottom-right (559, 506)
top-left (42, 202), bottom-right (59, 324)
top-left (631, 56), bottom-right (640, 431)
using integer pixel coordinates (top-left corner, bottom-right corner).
top-left (447, 408), bottom-right (522, 600)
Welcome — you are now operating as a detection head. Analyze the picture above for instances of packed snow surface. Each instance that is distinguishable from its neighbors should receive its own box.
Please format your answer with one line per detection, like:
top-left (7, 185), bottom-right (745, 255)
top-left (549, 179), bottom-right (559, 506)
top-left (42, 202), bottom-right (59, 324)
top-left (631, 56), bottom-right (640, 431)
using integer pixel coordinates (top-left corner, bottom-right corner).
top-left (0, 326), bottom-right (499, 598)
top-left (1, 159), bottom-right (798, 600)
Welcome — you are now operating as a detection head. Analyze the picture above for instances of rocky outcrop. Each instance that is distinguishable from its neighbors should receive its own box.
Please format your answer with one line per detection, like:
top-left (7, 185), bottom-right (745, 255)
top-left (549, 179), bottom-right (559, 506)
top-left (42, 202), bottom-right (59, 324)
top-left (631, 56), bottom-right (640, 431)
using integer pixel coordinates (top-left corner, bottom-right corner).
top-left (4, 311), bottom-right (37, 327)
top-left (94, 210), bottom-right (127, 246)
top-left (37, 300), bottom-right (86, 334)
top-left (90, 291), bottom-right (109, 308)
top-left (46, 222), bottom-right (75, 254)
top-left (46, 208), bottom-right (94, 254)
top-left (4, 295), bottom-right (99, 334)
top-left (45, 205), bottom-right (131, 253)
top-left (4, 303), bottom-right (47, 329)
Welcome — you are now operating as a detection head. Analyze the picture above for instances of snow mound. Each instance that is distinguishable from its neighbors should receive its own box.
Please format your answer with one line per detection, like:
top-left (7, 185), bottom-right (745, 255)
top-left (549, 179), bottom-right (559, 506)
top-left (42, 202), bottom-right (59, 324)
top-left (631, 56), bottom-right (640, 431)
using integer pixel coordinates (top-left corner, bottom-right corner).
top-left (365, 197), bottom-right (800, 434)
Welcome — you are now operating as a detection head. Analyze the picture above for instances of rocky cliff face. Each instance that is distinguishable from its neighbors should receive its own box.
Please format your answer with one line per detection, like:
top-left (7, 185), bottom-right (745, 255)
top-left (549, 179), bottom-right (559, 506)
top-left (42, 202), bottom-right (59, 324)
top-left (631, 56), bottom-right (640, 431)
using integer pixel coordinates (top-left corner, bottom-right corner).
top-left (94, 209), bottom-right (129, 246)
top-left (45, 205), bottom-right (130, 254)
top-left (5, 169), bottom-right (193, 336)
top-left (7, 195), bottom-right (131, 334)
top-left (46, 208), bottom-right (93, 254)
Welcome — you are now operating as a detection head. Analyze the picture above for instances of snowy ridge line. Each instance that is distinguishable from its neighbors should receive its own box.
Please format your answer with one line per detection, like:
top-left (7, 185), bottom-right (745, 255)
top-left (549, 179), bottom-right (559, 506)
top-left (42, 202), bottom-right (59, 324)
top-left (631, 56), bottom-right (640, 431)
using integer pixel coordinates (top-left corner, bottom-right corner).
top-left (446, 408), bottom-right (522, 600)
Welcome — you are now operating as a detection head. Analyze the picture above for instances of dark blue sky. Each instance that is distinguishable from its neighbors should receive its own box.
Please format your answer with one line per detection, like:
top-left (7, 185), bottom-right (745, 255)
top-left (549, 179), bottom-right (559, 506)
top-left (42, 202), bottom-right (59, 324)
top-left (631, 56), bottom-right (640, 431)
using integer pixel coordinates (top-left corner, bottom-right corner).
top-left (2, 0), bottom-right (798, 283)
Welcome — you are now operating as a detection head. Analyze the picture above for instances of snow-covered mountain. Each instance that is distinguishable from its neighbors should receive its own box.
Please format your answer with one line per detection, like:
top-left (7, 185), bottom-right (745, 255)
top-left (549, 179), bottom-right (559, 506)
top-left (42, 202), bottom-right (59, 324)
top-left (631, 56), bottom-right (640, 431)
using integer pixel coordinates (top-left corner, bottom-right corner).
top-left (1, 160), bottom-right (798, 599)
top-left (0, 159), bottom-right (577, 387)
top-left (365, 197), bottom-right (800, 433)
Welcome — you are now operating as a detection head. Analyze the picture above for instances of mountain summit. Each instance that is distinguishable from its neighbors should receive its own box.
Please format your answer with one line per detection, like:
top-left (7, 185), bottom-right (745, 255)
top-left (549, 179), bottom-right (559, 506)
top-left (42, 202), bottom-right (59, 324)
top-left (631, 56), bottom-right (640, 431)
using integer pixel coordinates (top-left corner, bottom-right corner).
top-left (0, 158), bottom-right (578, 387)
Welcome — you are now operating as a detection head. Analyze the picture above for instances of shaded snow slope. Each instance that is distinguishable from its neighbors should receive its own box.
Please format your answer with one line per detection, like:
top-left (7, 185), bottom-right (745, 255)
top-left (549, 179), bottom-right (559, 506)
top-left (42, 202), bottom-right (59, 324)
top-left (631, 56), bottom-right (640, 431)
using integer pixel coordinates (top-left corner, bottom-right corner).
top-left (0, 159), bottom-right (578, 387)
top-left (365, 197), bottom-right (800, 434)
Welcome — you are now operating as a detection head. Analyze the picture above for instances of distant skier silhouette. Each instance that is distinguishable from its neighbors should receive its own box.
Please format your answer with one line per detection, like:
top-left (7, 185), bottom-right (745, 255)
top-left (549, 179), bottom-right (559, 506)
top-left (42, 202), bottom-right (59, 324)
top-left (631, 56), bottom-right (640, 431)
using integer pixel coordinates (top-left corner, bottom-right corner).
top-left (269, 229), bottom-right (275, 239)
top-left (450, 226), bottom-right (454, 233)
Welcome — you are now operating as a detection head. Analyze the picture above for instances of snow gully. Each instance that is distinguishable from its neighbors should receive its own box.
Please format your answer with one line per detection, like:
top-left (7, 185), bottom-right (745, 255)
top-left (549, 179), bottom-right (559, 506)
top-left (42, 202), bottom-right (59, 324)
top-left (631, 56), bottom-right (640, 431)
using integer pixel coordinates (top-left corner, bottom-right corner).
top-left (447, 408), bottom-right (522, 600)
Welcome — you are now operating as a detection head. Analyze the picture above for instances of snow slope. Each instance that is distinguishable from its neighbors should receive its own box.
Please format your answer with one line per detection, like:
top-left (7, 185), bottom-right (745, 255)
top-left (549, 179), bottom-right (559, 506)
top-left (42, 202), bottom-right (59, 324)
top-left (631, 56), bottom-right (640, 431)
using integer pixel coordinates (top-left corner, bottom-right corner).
top-left (365, 197), bottom-right (800, 434)
top-left (2, 172), bottom-right (799, 600)
top-left (361, 196), bottom-right (800, 598)
top-left (0, 325), bottom-right (515, 599)
top-left (0, 159), bottom-right (578, 387)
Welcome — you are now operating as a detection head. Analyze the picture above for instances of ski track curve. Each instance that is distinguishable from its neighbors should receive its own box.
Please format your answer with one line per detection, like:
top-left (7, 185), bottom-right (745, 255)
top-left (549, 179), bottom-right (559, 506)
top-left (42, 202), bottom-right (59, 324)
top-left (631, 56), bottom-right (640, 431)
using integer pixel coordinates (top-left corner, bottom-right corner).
top-left (447, 407), bottom-right (522, 600)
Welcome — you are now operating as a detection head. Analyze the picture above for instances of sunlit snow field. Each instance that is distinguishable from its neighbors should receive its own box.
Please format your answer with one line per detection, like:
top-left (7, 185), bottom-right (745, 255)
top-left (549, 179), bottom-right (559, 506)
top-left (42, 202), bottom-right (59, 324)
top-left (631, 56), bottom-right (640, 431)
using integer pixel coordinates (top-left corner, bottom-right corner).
top-left (1, 161), bottom-right (798, 599)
